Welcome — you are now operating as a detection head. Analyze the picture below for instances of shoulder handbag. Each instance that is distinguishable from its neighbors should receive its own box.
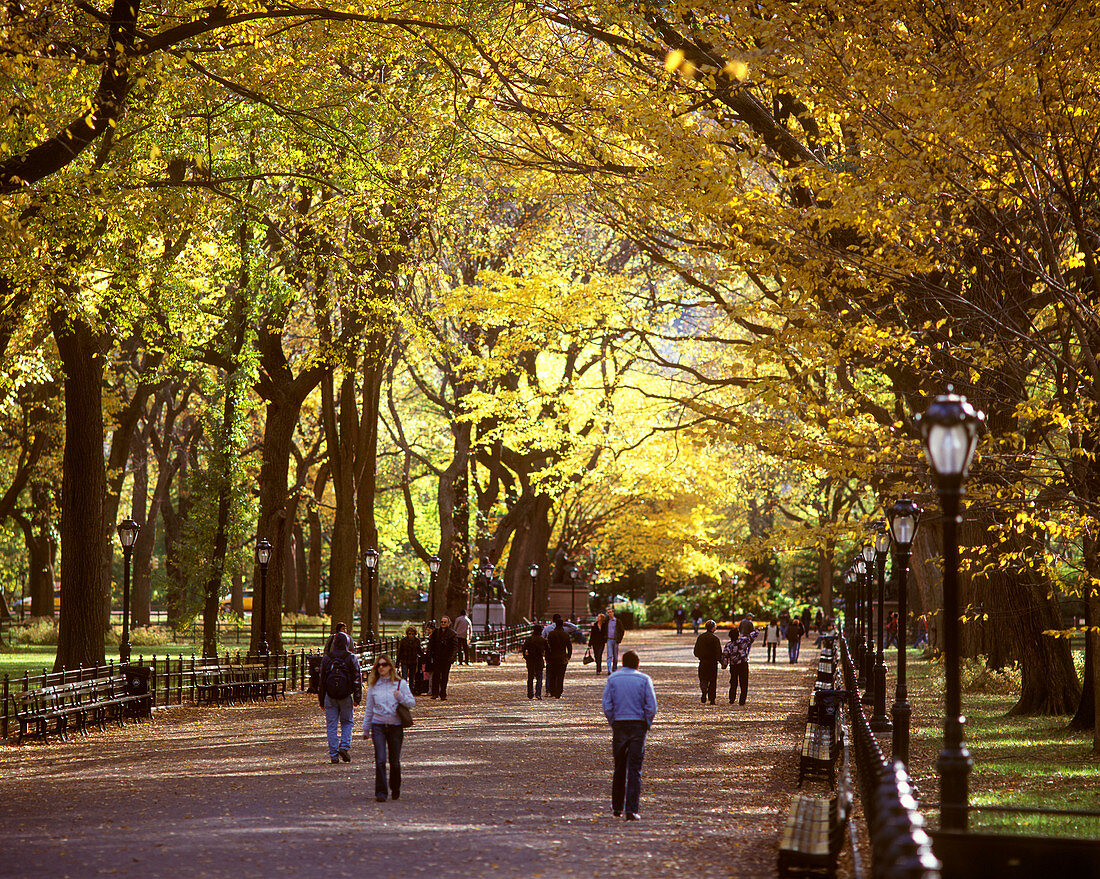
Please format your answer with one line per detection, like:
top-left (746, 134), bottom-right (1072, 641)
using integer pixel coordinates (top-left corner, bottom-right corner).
top-left (395, 683), bottom-right (414, 727)
top-left (582, 647), bottom-right (594, 665)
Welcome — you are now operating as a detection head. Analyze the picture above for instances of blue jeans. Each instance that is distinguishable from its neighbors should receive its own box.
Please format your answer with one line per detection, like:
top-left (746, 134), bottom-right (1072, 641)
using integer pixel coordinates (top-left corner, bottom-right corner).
top-left (788, 639), bottom-right (801, 662)
top-left (371, 723), bottom-right (404, 798)
top-left (606, 639), bottom-right (619, 672)
top-left (611, 720), bottom-right (648, 815)
top-left (324, 695), bottom-right (354, 758)
top-left (527, 664), bottom-right (543, 698)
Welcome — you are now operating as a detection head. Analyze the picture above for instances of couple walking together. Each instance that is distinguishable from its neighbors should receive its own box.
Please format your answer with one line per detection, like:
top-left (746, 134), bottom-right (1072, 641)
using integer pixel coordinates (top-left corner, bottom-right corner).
top-left (319, 632), bottom-right (415, 802)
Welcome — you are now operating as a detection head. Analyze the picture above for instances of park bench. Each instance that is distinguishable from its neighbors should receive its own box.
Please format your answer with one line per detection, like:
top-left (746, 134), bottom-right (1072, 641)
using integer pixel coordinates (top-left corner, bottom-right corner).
top-left (778, 767), bottom-right (852, 876)
top-left (799, 689), bottom-right (845, 788)
top-left (12, 672), bottom-right (152, 743)
top-left (193, 663), bottom-right (283, 706)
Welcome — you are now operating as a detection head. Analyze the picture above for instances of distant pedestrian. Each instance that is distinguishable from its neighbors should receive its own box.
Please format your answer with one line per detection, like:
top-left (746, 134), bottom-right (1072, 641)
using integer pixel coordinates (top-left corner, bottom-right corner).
top-left (428, 616), bottom-right (458, 700)
top-left (786, 615), bottom-right (805, 662)
top-left (601, 650), bottom-right (657, 821)
top-left (323, 621), bottom-right (354, 656)
top-left (722, 626), bottom-right (759, 704)
top-left (737, 611), bottom-right (755, 637)
top-left (763, 618), bottom-right (780, 663)
top-left (601, 607), bottom-right (626, 673)
top-left (778, 608), bottom-right (790, 639)
top-left (914, 615), bottom-right (929, 648)
top-left (885, 612), bottom-right (899, 648)
top-left (453, 611), bottom-right (472, 665)
top-left (546, 614), bottom-right (573, 698)
top-left (319, 631), bottom-right (362, 763)
top-left (361, 654), bottom-right (415, 802)
top-left (674, 606), bottom-right (686, 634)
top-left (589, 613), bottom-right (607, 674)
top-left (693, 620), bottom-right (722, 704)
top-left (814, 609), bottom-right (824, 634)
top-left (522, 624), bottom-right (547, 699)
top-left (801, 607), bottom-right (812, 638)
top-left (396, 626), bottom-right (422, 686)
top-left (692, 603), bottom-right (703, 635)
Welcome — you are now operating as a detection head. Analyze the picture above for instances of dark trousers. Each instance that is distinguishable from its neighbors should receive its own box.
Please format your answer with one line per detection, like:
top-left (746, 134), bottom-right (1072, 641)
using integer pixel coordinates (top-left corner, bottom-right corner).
top-left (591, 642), bottom-right (604, 674)
top-left (456, 637), bottom-right (469, 664)
top-left (611, 720), bottom-right (648, 815)
top-left (370, 723), bottom-right (404, 798)
top-left (698, 661), bottom-right (718, 703)
top-left (765, 643), bottom-right (777, 662)
top-left (728, 662), bottom-right (749, 704)
top-left (546, 660), bottom-right (567, 697)
top-left (431, 660), bottom-right (454, 698)
top-left (675, 619), bottom-right (683, 634)
top-left (526, 663), bottom-right (543, 698)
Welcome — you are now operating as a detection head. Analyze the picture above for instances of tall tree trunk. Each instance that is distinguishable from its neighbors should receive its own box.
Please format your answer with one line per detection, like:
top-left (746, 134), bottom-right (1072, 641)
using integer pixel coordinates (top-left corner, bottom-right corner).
top-left (503, 493), bottom-right (552, 622)
top-left (294, 517), bottom-right (308, 615)
top-left (305, 466), bottom-right (328, 617)
top-left (437, 422), bottom-right (471, 620)
top-left (322, 370), bottom-right (357, 632)
top-left (50, 307), bottom-right (108, 671)
top-left (14, 484), bottom-right (55, 618)
top-left (356, 329), bottom-right (386, 639)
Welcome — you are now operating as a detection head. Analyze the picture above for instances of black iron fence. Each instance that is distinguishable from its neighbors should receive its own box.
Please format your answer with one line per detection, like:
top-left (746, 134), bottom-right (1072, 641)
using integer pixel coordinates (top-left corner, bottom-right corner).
top-left (838, 635), bottom-right (941, 879)
top-left (2, 622), bottom-right (530, 740)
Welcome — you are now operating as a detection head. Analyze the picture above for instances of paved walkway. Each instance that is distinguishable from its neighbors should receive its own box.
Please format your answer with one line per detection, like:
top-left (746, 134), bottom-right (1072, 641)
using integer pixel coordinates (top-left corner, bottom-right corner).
top-left (0, 630), bottom-right (827, 879)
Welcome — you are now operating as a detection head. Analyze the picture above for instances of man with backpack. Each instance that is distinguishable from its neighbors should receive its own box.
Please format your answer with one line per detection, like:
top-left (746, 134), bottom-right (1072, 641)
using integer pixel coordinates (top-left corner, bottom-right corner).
top-left (319, 631), bottom-right (362, 763)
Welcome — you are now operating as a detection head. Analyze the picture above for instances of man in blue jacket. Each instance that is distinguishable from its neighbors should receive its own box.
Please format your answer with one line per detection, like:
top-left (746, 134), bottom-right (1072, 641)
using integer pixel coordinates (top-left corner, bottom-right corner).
top-left (601, 650), bottom-right (658, 821)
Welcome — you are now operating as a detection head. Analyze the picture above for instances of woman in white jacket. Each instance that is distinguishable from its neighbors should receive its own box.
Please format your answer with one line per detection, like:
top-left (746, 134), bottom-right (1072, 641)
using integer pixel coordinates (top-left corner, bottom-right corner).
top-left (361, 654), bottom-right (415, 802)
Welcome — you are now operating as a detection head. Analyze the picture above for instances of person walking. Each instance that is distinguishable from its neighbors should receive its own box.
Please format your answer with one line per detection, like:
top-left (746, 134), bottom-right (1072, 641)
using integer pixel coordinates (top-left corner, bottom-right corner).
top-left (601, 607), bottom-right (626, 673)
top-left (522, 623), bottom-right (548, 699)
top-left (323, 621), bottom-right (354, 655)
top-left (453, 610), bottom-right (472, 665)
top-left (427, 616), bottom-right (458, 700)
top-left (885, 611), bottom-right (899, 648)
top-left (800, 607), bottom-right (812, 639)
top-left (361, 654), bottom-right (415, 802)
top-left (763, 618), bottom-right (781, 663)
top-left (674, 606), bottom-right (686, 635)
top-left (396, 626), bottom-right (422, 686)
top-left (722, 625), bottom-right (759, 704)
top-left (589, 613), bottom-right (607, 675)
top-left (778, 607), bottom-right (790, 639)
top-left (319, 631), bottom-right (362, 763)
top-left (691, 603), bottom-right (703, 635)
top-left (546, 614), bottom-right (573, 698)
top-left (737, 611), bottom-right (755, 637)
top-left (601, 650), bottom-right (658, 821)
top-left (693, 620), bottom-right (722, 704)
top-left (786, 614), bottom-right (805, 663)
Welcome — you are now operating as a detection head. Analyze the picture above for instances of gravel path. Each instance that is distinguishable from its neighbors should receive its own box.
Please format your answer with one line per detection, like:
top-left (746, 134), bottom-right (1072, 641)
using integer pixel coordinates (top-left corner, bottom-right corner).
top-left (0, 630), bottom-right (839, 879)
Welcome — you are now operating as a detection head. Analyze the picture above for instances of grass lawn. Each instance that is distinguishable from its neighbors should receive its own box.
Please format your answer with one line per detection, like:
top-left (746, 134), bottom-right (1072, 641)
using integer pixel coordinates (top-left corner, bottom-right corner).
top-left (892, 648), bottom-right (1100, 833)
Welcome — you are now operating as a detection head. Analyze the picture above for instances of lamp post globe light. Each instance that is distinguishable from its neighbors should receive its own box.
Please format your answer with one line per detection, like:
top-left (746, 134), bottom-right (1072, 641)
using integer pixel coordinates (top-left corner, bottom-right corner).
top-left (860, 541), bottom-right (876, 704)
top-left (427, 554), bottom-right (442, 624)
top-left (918, 388), bottom-right (984, 832)
top-left (854, 556), bottom-right (867, 681)
top-left (116, 519), bottom-right (140, 664)
top-left (362, 548), bottom-right (379, 644)
top-left (870, 520), bottom-right (893, 732)
top-left (256, 538), bottom-right (272, 656)
top-left (529, 563), bottom-right (539, 617)
top-left (887, 497), bottom-right (922, 765)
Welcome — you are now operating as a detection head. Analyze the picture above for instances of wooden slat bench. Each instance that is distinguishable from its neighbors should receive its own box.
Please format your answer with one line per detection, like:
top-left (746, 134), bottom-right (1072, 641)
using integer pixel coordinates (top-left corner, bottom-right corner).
top-left (798, 723), bottom-right (837, 788)
top-left (778, 770), bottom-right (852, 876)
top-left (193, 663), bottom-right (284, 706)
top-left (12, 673), bottom-right (151, 743)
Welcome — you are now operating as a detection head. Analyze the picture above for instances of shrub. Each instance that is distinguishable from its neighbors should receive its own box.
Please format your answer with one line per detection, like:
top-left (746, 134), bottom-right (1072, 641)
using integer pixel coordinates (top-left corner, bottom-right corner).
top-left (14, 618), bottom-right (59, 645)
top-left (613, 599), bottom-right (647, 628)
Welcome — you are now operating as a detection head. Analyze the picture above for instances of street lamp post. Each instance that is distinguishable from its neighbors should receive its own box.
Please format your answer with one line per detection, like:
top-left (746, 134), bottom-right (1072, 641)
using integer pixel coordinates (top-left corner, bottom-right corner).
top-left (529, 563), bottom-right (539, 617)
top-left (363, 548), bottom-right (379, 644)
top-left (481, 560), bottom-right (494, 637)
top-left (919, 388), bottom-right (983, 831)
top-left (428, 554), bottom-right (441, 624)
top-left (861, 541), bottom-right (876, 705)
top-left (569, 566), bottom-right (579, 621)
top-left (887, 497), bottom-right (922, 765)
top-left (117, 519), bottom-right (140, 664)
top-left (870, 520), bottom-right (893, 732)
top-left (854, 556), bottom-right (867, 683)
top-left (256, 538), bottom-right (272, 656)
top-left (844, 568), bottom-right (856, 643)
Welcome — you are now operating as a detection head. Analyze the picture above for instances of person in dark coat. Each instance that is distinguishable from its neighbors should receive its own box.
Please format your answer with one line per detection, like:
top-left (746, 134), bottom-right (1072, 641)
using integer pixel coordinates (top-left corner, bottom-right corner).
top-left (589, 613), bottom-right (607, 674)
top-left (522, 624), bottom-right (548, 699)
top-left (737, 612), bottom-right (755, 637)
top-left (545, 614), bottom-right (573, 698)
top-left (693, 620), bottom-right (722, 704)
top-left (800, 607), bottom-right (812, 637)
top-left (673, 606), bottom-right (686, 634)
top-left (396, 626), bottom-right (422, 686)
top-left (427, 616), bottom-right (458, 700)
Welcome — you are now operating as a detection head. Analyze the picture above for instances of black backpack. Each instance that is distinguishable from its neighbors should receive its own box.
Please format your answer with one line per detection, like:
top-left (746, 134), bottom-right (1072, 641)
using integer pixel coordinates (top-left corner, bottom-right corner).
top-left (325, 654), bottom-right (355, 700)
